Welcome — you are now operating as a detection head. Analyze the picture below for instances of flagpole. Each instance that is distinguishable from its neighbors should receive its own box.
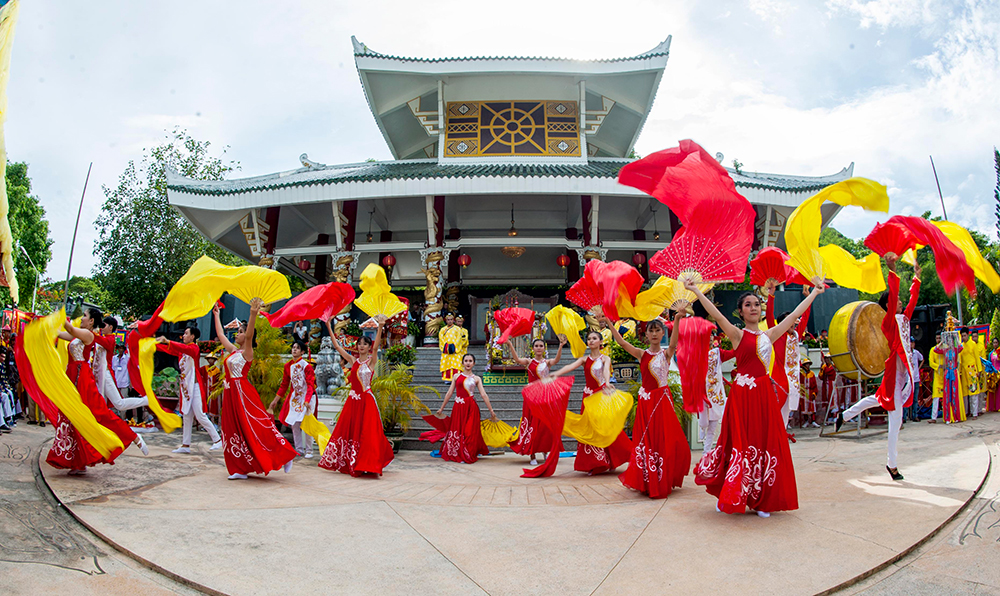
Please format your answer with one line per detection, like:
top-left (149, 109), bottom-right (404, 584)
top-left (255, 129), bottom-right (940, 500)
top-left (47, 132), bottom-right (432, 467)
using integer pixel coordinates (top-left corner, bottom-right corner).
top-left (930, 155), bottom-right (962, 324)
top-left (63, 162), bottom-right (92, 313)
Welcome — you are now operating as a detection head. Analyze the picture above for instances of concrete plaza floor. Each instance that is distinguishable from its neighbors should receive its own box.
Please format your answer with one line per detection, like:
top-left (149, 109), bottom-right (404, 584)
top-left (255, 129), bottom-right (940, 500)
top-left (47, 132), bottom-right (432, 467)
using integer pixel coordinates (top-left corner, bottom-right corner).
top-left (3, 414), bottom-right (998, 595)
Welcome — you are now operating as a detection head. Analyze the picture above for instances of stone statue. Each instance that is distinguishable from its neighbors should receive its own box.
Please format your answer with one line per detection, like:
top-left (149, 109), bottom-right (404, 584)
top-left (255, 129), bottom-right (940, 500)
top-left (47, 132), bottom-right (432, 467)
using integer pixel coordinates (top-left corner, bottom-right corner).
top-left (314, 336), bottom-right (343, 396)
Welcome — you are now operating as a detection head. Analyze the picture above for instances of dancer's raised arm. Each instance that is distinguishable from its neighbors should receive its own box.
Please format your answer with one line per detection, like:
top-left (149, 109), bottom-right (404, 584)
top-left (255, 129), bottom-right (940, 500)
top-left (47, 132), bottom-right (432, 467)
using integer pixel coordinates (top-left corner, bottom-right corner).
top-left (766, 283), bottom-right (824, 343)
top-left (326, 318), bottom-right (357, 367)
top-left (213, 305), bottom-right (237, 353)
top-left (242, 298), bottom-right (262, 362)
top-left (684, 279), bottom-right (742, 345)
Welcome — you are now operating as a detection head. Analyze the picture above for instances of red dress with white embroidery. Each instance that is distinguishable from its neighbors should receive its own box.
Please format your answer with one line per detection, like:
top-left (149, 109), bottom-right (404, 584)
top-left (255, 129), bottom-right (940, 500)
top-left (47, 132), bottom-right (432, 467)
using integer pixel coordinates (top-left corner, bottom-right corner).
top-left (574, 356), bottom-right (631, 475)
top-left (319, 358), bottom-right (394, 476)
top-left (694, 329), bottom-right (798, 513)
top-left (509, 358), bottom-right (556, 455)
top-left (422, 373), bottom-right (490, 464)
top-left (219, 351), bottom-right (297, 476)
top-left (47, 338), bottom-right (137, 470)
top-left (620, 349), bottom-right (691, 498)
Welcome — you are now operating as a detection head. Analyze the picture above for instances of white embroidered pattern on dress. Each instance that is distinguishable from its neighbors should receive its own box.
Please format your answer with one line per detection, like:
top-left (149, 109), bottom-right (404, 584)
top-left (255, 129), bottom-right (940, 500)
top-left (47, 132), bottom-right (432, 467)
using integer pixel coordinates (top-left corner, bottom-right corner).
top-left (722, 446), bottom-right (779, 505)
top-left (581, 443), bottom-right (609, 463)
top-left (646, 350), bottom-right (669, 387)
top-left (50, 417), bottom-right (79, 460)
top-left (319, 436), bottom-right (359, 472)
top-left (735, 373), bottom-right (757, 388)
top-left (633, 442), bottom-right (665, 482)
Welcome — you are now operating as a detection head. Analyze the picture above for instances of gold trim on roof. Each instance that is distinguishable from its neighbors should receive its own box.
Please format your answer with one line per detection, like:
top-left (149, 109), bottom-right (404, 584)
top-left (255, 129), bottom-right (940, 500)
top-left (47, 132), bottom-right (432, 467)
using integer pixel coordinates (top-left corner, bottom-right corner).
top-left (445, 101), bottom-right (581, 157)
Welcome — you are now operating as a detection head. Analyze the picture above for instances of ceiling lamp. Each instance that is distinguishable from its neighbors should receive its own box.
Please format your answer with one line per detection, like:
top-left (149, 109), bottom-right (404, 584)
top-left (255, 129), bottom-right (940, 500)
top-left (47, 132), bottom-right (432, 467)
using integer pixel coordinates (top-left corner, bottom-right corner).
top-left (502, 203), bottom-right (526, 258)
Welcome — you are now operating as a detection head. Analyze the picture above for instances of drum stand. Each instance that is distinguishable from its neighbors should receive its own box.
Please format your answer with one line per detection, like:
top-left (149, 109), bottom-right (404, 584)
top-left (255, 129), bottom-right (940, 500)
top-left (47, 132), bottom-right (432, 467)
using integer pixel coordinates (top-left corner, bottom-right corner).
top-left (818, 375), bottom-right (888, 439)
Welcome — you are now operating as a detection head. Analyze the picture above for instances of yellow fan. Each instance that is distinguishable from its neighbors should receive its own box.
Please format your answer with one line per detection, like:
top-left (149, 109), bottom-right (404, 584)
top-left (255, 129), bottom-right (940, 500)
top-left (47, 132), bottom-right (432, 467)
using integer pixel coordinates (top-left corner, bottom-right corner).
top-left (137, 337), bottom-right (183, 433)
top-left (354, 290), bottom-right (407, 319)
top-left (161, 255), bottom-right (291, 321)
top-left (301, 414), bottom-right (332, 454)
top-left (23, 310), bottom-right (124, 458)
top-left (358, 263), bottom-right (391, 294)
top-left (618, 276), bottom-right (709, 320)
top-left (481, 419), bottom-right (518, 448)
top-left (544, 305), bottom-right (587, 358)
top-left (563, 387), bottom-right (632, 448)
top-left (816, 245), bottom-right (886, 294)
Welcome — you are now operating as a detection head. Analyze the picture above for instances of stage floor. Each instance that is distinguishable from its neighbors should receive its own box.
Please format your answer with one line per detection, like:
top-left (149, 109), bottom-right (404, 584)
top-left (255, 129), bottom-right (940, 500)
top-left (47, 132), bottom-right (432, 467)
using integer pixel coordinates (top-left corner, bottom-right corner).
top-left (33, 416), bottom-right (998, 596)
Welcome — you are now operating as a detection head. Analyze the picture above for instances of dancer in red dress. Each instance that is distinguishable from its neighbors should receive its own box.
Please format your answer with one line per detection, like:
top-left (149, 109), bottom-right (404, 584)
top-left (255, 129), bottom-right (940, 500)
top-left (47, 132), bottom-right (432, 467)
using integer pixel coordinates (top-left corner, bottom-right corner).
top-left (689, 280), bottom-right (824, 517)
top-left (551, 330), bottom-right (632, 475)
top-left (212, 299), bottom-right (297, 480)
top-left (422, 354), bottom-right (499, 464)
top-left (504, 334), bottom-right (566, 465)
top-left (47, 307), bottom-right (149, 474)
top-left (765, 281), bottom-right (812, 433)
top-left (610, 313), bottom-right (691, 498)
top-left (318, 316), bottom-right (395, 476)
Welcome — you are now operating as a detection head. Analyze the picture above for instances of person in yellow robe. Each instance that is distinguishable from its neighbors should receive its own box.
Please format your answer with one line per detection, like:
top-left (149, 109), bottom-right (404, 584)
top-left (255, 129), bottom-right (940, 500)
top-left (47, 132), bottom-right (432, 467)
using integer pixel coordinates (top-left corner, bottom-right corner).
top-left (439, 313), bottom-right (467, 383)
top-left (928, 331), bottom-right (943, 422)
top-left (959, 327), bottom-right (984, 418)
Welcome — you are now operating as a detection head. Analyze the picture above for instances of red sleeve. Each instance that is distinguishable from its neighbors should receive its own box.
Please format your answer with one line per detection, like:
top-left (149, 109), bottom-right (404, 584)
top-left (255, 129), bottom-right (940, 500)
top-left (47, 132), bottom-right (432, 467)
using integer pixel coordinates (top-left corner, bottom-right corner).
top-left (797, 305), bottom-right (811, 337)
top-left (766, 294), bottom-right (776, 328)
top-left (304, 364), bottom-right (316, 404)
top-left (904, 278), bottom-right (921, 319)
top-left (882, 272), bottom-right (901, 338)
top-left (719, 349), bottom-right (736, 362)
top-left (275, 361), bottom-right (292, 399)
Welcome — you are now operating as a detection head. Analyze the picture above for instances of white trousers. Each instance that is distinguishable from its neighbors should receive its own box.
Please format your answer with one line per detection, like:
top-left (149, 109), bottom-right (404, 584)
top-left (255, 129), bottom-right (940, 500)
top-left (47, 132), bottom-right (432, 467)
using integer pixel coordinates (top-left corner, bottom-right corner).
top-left (0, 389), bottom-right (12, 418)
top-left (101, 372), bottom-right (148, 411)
top-left (844, 362), bottom-right (909, 469)
top-left (931, 398), bottom-right (939, 420)
top-left (698, 410), bottom-right (719, 452)
top-left (969, 393), bottom-right (982, 417)
top-left (182, 388), bottom-right (220, 446)
top-left (291, 421), bottom-right (313, 455)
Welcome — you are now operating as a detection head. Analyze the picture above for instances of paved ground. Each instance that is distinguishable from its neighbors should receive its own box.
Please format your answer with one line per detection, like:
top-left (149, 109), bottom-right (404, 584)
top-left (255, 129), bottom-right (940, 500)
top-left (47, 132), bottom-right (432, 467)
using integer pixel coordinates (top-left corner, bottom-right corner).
top-left (2, 414), bottom-right (998, 595)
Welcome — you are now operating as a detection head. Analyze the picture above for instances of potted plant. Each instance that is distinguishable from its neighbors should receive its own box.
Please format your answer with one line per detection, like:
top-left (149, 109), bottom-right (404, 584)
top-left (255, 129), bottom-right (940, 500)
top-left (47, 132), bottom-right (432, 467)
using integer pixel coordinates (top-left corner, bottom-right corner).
top-left (370, 363), bottom-right (439, 453)
top-left (405, 321), bottom-right (421, 347)
top-left (383, 343), bottom-right (417, 367)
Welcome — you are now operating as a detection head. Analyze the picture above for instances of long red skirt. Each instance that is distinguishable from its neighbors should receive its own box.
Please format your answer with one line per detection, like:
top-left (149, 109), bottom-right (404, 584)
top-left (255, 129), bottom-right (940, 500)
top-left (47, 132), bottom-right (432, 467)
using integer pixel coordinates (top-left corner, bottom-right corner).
top-left (573, 393), bottom-right (631, 475)
top-left (319, 390), bottom-right (394, 476)
top-left (47, 362), bottom-right (135, 470)
top-left (620, 388), bottom-right (691, 498)
top-left (509, 400), bottom-right (555, 457)
top-left (420, 397), bottom-right (489, 464)
top-left (220, 377), bottom-right (297, 476)
top-left (694, 378), bottom-right (798, 513)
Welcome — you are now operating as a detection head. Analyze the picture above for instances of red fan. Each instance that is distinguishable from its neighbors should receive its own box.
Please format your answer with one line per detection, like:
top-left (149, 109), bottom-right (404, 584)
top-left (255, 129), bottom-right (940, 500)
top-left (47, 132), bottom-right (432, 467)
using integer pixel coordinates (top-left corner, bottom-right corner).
top-left (494, 307), bottom-right (536, 344)
top-left (584, 260), bottom-right (644, 321)
top-left (749, 247), bottom-right (811, 287)
top-left (624, 141), bottom-right (756, 284)
top-left (566, 275), bottom-right (602, 312)
top-left (864, 221), bottom-right (918, 258)
top-left (263, 282), bottom-right (356, 329)
top-left (675, 316), bottom-right (716, 413)
top-left (520, 376), bottom-right (573, 478)
top-left (885, 215), bottom-right (975, 296)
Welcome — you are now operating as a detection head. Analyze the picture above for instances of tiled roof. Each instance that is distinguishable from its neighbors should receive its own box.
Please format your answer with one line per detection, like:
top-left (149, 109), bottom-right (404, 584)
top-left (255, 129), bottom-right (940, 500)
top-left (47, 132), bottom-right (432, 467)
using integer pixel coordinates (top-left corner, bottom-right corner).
top-left (167, 159), bottom-right (851, 197)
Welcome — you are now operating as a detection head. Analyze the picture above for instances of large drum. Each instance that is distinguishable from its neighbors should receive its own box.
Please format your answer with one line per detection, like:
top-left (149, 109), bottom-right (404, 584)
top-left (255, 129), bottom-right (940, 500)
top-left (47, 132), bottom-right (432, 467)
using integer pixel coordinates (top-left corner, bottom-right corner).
top-left (828, 301), bottom-right (890, 380)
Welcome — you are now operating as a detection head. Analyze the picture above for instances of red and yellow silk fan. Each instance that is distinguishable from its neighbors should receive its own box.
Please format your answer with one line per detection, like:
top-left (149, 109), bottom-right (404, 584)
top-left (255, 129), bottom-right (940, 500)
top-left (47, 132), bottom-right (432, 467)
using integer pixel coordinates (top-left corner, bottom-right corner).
top-left (876, 216), bottom-right (975, 296)
top-left (493, 307), bottom-right (536, 344)
top-left (749, 247), bottom-right (810, 287)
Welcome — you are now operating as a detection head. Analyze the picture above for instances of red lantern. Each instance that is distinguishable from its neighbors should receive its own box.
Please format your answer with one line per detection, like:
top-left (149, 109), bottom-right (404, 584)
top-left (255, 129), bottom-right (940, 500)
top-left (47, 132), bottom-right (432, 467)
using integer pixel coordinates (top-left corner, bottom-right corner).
top-left (632, 252), bottom-right (647, 267)
top-left (556, 254), bottom-right (571, 269)
top-left (457, 254), bottom-right (471, 268)
top-left (298, 259), bottom-right (311, 272)
top-left (381, 254), bottom-right (397, 268)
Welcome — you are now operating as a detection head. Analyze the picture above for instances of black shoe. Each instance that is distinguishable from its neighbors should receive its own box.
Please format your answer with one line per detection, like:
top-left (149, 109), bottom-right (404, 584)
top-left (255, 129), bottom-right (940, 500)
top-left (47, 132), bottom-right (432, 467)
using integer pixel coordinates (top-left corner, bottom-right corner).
top-left (26, 420), bottom-right (37, 425)
top-left (835, 412), bottom-right (844, 432)
top-left (887, 466), bottom-right (904, 481)
top-left (38, 421), bottom-right (45, 428)
top-left (0, 425), bottom-right (10, 433)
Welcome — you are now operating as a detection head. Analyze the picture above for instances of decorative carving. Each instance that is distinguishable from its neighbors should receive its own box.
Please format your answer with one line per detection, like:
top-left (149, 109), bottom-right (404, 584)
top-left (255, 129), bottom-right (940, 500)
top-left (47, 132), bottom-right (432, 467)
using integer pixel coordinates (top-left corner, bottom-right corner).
top-left (331, 252), bottom-right (357, 335)
top-left (257, 254), bottom-right (275, 269)
top-left (419, 249), bottom-right (447, 342)
top-left (444, 101), bottom-right (580, 157)
top-left (407, 97), bottom-right (440, 136)
top-left (239, 210), bottom-right (270, 257)
top-left (575, 247), bottom-right (607, 267)
top-left (583, 95), bottom-right (616, 135)
top-left (444, 283), bottom-right (460, 316)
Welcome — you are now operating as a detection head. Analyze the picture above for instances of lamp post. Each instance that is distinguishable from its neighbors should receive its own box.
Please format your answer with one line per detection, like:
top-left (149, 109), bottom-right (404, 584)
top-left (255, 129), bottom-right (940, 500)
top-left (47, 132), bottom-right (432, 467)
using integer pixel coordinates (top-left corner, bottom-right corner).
top-left (18, 244), bottom-right (40, 313)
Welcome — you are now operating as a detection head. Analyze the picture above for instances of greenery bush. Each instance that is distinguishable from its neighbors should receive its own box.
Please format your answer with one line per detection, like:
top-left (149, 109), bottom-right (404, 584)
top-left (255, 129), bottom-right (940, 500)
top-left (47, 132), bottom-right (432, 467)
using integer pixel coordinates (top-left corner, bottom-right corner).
top-left (384, 343), bottom-right (417, 366)
top-left (610, 331), bottom-right (647, 364)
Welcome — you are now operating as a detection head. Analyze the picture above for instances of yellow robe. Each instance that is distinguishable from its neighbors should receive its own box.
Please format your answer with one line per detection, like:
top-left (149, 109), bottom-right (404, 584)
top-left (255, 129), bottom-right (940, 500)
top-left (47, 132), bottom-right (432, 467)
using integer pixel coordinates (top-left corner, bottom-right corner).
top-left (439, 325), bottom-right (467, 381)
top-left (959, 339), bottom-right (982, 398)
top-left (929, 348), bottom-right (943, 399)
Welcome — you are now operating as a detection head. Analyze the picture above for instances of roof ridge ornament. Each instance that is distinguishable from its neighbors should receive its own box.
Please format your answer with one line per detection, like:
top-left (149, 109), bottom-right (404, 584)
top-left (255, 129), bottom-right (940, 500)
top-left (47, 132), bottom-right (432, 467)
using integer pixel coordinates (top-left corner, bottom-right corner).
top-left (299, 153), bottom-right (327, 169)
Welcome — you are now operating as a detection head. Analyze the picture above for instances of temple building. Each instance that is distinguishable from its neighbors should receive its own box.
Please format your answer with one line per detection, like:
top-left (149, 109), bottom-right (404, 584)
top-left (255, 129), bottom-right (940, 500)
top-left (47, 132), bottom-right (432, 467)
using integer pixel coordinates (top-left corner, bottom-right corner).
top-left (167, 36), bottom-right (854, 344)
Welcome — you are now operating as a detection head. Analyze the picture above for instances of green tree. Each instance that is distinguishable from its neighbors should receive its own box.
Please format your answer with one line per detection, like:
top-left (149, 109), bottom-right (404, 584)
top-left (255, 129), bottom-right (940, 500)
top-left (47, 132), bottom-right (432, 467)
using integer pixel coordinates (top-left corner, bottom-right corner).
top-left (38, 275), bottom-right (109, 314)
top-left (93, 129), bottom-right (242, 319)
top-left (818, 227), bottom-right (868, 259)
top-left (2, 162), bottom-right (53, 309)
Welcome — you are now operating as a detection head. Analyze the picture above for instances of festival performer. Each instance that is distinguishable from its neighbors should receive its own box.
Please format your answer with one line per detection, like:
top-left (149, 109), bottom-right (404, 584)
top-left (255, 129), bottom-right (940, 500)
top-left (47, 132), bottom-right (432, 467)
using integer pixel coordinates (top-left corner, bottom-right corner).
top-left (268, 339), bottom-right (317, 458)
top-left (610, 313), bottom-right (691, 499)
top-left (836, 256), bottom-right (920, 481)
top-left (212, 300), bottom-right (297, 480)
top-left (504, 334), bottom-right (566, 465)
top-left (928, 331), bottom-right (943, 422)
top-left (690, 279), bottom-right (824, 517)
top-left (818, 353), bottom-right (837, 423)
top-left (702, 335), bottom-right (730, 451)
top-left (439, 313), bottom-right (467, 383)
top-left (986, 337), bottom-right (1000, 412)
top-left (959, 328), bottom-right (984, 418)
top-left (765, 282), bottom-right (812, 432)
top-left (156, 326), bottom-right (222, 453)
top-left (550, 330), bottom-right (632, 476)
top-left (935, 329), bottom-right (964, 423)
top-left (90, 317), bottom-right (149, 414)
top-left (422, 353), bottom-right (498, 464)
top-left (48, 308), bottom-right (149, 474)
top-left (319, 315), bottom-right (395, 475)
top-left (799, 359), bottom-right (819, 428)
top-left (907, 338), bottom-right (924, 422)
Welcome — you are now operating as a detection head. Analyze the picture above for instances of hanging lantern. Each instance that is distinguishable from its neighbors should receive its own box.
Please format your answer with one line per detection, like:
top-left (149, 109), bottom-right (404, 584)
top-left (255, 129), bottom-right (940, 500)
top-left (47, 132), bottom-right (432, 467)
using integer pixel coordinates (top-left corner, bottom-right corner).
top-left (556, 254), bottom-right (571, 269)
top-left (457, 254), bottom-right (471, 269)
top-left (381, 254), bottom-right (397, 268)
top-left (632, 252), bottom-right (647, 267)
top-left (298, 259), bottom-right (311, 272)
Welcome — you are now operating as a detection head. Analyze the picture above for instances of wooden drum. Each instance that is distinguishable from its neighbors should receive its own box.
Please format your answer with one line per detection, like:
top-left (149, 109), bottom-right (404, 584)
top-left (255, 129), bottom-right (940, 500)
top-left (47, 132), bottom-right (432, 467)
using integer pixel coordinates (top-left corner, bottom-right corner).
top-left (828, 301), bottom-right (890, 380)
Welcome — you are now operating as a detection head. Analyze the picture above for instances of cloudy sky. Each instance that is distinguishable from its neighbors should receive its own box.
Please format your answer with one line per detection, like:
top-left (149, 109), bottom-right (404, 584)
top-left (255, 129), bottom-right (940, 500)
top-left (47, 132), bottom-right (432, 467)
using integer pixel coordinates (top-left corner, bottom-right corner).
top-left (8, 0), bottom-right (998, 280)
